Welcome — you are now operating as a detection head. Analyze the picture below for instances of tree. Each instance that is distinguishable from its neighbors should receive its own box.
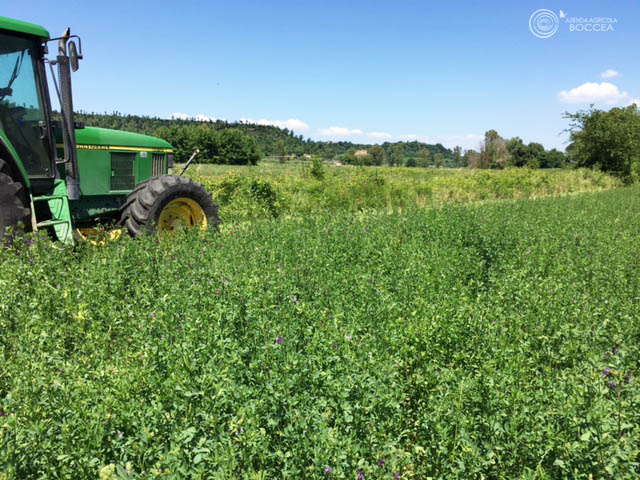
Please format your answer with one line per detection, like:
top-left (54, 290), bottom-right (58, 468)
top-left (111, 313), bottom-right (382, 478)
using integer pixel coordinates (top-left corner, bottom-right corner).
top-left (341, 148), bottom-right (358, 165)
top-left (417, 148), bottom-right (431, 167)
top-left (463, 149), bottom-right (480, 168)
top-left (506, 137), bottom-right (528, 167)
top-left (565, 105), bottom-right (640, 182)
top-left (215, 129), bottom-right (261, 165)
top-left (277, 138), bottom-right (288, 163)
top-left (526, 142), bottom-right (545, 167)
top-left (434, 153), bottom-right (444, 168)
top-left (452, 146), bottom-right (463, 167)
top-left (369, 145), bottom-right (386, 166)
top-left (540, 149), bottom-right (566, 168)
top-left (479, 130), bottom-right (511, 168)
top-left (388, 144), bottom-right (404, 167)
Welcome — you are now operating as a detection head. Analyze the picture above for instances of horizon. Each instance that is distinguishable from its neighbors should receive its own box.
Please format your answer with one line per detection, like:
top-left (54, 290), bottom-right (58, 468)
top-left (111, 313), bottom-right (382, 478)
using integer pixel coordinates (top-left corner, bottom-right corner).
top-left (5, 1), bottom-right (639, 152)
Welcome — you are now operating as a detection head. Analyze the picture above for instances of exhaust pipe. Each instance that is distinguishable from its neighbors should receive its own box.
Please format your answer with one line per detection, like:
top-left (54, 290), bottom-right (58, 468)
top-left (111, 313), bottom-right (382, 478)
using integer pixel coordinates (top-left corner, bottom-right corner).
top-left (57, 28), bottom-right (80, 200)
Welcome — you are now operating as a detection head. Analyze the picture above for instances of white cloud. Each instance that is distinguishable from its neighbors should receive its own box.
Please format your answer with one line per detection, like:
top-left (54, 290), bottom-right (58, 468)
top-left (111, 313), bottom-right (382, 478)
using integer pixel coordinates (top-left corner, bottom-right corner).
top-left (600, 69), bottom-right (619, 79)
top-left (318, 126), bottom-right (364, 136)
top-left (398, 134), bottom-right (417, 140)
top-left (171, 112), bottom-right (218, 122)
top-left (558, 82), bottom-right (629, 105)
top-left (367, 131), bottom-right (393, 139)
top-left (241, 118), bottom-right (309, 131)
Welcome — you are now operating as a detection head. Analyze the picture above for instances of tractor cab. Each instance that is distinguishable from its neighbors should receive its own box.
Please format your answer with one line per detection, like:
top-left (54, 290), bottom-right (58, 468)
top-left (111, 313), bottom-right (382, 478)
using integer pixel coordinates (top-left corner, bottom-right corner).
top-left (0, 29), bottom-right (56, 180)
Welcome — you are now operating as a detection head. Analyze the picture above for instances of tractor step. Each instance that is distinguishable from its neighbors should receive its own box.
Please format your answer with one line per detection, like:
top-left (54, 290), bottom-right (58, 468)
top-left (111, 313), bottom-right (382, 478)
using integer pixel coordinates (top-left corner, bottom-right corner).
top-left (31, 180), bottom-right (74, 245)
top-left (36, 219), bottom-right (71, 228)
top-left (32, 194), bottom-right (68, 202)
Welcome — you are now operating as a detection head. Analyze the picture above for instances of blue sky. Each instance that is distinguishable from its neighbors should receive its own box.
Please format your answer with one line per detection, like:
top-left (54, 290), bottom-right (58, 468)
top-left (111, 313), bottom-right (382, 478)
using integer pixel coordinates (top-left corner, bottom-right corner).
top-left (8, 1), bottom-right (640, 150)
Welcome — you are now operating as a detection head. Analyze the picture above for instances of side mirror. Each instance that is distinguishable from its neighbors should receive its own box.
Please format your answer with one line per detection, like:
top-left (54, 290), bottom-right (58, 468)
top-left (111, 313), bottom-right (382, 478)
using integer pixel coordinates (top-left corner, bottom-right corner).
top-left (68, 41), bottom-right (81, 72)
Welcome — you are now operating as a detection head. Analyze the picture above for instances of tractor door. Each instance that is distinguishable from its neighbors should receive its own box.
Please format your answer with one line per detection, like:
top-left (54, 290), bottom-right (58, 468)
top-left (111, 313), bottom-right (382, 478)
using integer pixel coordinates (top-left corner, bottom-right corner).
top-left (0, 32), bottom-right (55, 178)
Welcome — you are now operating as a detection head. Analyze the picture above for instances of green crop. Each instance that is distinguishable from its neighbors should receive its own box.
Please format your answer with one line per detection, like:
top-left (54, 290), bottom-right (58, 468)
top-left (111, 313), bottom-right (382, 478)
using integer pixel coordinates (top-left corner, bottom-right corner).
top-left (1, 185), bottom-right (639, 479)
top-left (185, 164), bottom-right (621, 223)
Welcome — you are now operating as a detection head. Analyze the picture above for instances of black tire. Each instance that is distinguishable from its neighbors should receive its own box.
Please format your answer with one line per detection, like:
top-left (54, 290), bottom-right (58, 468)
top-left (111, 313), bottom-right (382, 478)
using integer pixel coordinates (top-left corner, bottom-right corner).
top-left (0, 158), bottom-right (30, 244)
top-left (120, 175), bottom-right (220, 236)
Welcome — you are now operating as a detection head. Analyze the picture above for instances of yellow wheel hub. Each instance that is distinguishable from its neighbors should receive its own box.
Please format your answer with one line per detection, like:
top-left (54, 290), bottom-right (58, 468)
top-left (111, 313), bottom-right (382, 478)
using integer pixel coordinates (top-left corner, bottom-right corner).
top-left (157, 197), bottom-right (207, 233)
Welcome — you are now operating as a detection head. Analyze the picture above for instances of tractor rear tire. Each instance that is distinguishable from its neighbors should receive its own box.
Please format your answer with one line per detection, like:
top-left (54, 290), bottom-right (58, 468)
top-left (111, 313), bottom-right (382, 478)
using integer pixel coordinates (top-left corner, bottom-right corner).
top-left (120, 175), bottom-right (219, 236)
top-left (0, 158), bottom-right (30, 245)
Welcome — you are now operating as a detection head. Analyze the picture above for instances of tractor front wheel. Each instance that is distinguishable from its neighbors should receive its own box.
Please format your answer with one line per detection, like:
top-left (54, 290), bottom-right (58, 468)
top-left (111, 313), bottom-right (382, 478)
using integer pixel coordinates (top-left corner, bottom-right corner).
top-left (0, 159), bottom-right (30, 244)
top-left (120, 175), bottom-right (219, 236)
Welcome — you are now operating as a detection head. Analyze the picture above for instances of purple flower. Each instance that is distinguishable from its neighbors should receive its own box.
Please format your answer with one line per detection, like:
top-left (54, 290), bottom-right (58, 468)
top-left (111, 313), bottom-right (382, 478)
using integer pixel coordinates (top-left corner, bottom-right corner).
top-left (612, 345), bottom-right (619, 355)
top-left (0, 408), bottom-right (7, 417)
top-left (151, 312), bottom-right (156, 318)
top-left (276, 336), bottom-right (284, 344)
top-left (395, 474), bottom-right (400, 479)
top-left (346, 334), bottom-right (353, 340)
top-left (377, 459), bottom-right (384, 467)
top-left (292, 295), bottom-right (298, 302)
top-left (26, 239), bottom-right (34, 246)
top-left (357, 470), bottom-right (364, 479)
top-left (324, 466), bottom-right (332, 474)
top-left (608, 381), bottom-right (616, 389)
top-left (603, 368), bottom-right (612, 377)
top-left (332, 343), bottom-right (338, 348)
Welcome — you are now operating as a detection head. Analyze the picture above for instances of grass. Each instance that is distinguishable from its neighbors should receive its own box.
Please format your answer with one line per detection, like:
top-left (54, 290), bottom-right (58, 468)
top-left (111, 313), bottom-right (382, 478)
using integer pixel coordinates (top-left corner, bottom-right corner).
top-left (183, 163), bottom-right (622, 223)
top-left (1, 182), bottom-right (639, 479)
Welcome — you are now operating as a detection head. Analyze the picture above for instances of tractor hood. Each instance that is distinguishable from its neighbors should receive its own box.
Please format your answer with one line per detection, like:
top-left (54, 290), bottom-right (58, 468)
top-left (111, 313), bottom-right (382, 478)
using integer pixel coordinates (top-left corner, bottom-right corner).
top-left (72, 127), bottom-right (173, 153)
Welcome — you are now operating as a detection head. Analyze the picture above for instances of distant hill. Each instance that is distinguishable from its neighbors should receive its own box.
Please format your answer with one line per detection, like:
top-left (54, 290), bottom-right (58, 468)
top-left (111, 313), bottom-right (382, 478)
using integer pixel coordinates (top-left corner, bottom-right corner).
top-left (71, 111), bottom-right (459, 164)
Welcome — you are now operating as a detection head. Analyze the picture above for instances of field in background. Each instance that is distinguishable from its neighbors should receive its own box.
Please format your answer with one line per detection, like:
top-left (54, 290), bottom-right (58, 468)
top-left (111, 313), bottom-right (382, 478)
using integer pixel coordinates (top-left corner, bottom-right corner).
top-left (2, 185), bottom-right (639, 479)
top-left (183, 163), bottom-right (622, 223)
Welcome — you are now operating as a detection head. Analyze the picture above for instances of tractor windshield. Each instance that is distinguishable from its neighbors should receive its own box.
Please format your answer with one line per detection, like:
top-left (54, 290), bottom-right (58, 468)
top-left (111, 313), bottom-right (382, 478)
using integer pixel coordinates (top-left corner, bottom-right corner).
top-left (0, 32), bottom-right (52, 176)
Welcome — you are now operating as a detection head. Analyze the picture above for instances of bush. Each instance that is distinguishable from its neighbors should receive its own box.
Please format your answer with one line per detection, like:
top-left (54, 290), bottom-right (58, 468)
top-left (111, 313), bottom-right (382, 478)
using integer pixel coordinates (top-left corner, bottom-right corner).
top-left (309, 156), bottom-right (325, 180)
top-left (212, 173), bottom-right (283, 218)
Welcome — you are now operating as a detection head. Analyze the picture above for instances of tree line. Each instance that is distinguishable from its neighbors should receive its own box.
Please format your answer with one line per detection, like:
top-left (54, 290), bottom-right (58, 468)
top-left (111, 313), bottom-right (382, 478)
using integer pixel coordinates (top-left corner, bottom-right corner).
top-left (463, 131), bottom-right (566, 169)
top-left (69, 106), bottom-right (640, 181)
top-left (70, 111), bottom-right (461, 165)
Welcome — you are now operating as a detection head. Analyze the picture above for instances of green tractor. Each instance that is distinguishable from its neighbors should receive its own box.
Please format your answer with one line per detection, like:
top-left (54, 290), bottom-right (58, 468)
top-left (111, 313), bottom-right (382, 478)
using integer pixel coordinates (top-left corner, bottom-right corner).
top-left (0, 16), bottom-right (219, 245)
